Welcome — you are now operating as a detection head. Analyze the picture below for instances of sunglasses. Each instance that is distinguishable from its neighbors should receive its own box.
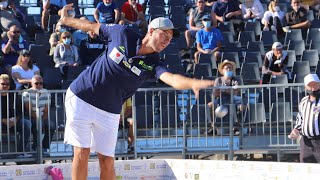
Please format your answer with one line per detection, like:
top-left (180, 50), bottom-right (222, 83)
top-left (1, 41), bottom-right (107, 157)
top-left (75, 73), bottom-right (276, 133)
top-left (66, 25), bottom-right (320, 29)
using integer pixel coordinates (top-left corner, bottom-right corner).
top-left (0, 83), bottom-right (10, 86)
top-left (35, 82), bottom-right (43, 85)
top-left (198, 1), bottom-right (204, 3)
top-left (11, 31), bottom-right (20, 34)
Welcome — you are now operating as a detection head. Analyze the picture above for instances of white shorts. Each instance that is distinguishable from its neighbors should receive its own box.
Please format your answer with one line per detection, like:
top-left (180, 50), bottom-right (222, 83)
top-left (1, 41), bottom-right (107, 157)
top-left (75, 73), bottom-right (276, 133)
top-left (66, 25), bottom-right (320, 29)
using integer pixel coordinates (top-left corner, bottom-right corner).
top-left (64, 89), bottom-right (120, 157)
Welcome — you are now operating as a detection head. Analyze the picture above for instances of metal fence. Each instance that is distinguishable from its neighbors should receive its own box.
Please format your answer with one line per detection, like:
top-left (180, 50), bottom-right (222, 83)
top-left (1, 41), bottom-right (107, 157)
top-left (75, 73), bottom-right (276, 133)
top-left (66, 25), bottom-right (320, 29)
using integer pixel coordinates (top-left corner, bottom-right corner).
top-left (0, 83), bottom-right (306, 164)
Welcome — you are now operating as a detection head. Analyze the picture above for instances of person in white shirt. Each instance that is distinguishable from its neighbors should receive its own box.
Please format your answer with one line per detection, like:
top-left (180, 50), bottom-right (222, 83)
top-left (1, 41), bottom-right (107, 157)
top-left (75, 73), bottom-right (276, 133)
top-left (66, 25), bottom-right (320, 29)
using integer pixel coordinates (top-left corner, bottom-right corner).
top-left (261, 0), bottom-right (285, 31)
top-left (241, 0), bottom-right (265, 21)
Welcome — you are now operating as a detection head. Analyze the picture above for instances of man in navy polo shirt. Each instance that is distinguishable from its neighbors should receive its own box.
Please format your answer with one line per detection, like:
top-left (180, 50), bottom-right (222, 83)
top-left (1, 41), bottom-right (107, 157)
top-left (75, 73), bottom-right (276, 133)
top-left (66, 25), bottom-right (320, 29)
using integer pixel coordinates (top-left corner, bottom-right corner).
top-left (60, 4), bottom-right (214, 180)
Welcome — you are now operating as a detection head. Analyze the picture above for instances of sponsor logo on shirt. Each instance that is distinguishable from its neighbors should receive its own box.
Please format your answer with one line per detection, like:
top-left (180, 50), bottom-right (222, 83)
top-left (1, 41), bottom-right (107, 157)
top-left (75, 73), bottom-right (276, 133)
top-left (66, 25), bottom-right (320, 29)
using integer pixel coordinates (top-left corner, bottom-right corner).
top-left (119, 46), bottom-right (125, 52)
top-left (138, 60), bottom-right (153, 71)
top-left (109, 47), bottom-right (124, 64)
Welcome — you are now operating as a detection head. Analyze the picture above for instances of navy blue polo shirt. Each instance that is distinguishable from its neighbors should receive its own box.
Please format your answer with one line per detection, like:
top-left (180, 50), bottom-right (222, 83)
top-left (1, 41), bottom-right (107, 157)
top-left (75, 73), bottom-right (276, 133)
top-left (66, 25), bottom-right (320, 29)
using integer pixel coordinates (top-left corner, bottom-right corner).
top-left (69, 24), bottom-right (169, 114)
top-left (212, 0), bottom-right (240, 17)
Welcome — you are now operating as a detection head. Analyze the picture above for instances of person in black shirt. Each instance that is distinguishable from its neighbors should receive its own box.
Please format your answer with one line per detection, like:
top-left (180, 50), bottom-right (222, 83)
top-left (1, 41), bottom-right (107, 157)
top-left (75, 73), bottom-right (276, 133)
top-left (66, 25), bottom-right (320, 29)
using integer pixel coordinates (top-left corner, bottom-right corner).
top-left (79, 31), bottom-right (105, 66)
top-left (289, 74), bottom-right (320, 163)
top-left (0, 74), bottom-right (32, 158)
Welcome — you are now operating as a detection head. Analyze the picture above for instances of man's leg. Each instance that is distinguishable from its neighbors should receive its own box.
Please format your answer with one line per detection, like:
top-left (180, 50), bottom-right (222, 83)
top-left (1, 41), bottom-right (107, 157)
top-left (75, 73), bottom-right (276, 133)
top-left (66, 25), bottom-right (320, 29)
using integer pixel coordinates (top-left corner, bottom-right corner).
top-left (98, 153), bottom-right (115, 180)
top-left (72, 146), bottom-right (90, 180)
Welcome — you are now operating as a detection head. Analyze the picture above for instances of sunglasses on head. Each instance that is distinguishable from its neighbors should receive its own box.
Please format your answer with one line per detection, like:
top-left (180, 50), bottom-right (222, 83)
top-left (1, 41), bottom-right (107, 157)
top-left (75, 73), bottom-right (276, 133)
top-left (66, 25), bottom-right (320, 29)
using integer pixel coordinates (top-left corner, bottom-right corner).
top-left (35, 82), bottom-right (43, 85)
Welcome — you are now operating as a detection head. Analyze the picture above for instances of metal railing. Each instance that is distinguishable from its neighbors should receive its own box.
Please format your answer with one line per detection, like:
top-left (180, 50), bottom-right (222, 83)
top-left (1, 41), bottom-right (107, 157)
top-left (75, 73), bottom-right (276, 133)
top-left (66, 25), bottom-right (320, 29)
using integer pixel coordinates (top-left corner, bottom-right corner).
top-left (0, 83), bottom-right (305, 163)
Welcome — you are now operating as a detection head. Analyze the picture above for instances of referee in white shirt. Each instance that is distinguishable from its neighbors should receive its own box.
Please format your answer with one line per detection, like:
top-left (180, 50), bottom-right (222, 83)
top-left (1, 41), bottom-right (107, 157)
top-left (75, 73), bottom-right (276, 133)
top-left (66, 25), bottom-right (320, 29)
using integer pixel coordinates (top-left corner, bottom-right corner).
top-left (289, 74), bottom-right (320, 163)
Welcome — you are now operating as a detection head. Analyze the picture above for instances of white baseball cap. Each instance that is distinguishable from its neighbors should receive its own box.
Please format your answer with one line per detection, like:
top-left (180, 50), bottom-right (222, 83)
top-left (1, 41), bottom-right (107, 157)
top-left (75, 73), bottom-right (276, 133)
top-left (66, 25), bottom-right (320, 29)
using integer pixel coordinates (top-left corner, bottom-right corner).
top-left (272, 42), bottom-right (283, 49)
top-left (304, 74), bottom-right (320, 86)
top-left (148, 17), bottom-right (180, 37)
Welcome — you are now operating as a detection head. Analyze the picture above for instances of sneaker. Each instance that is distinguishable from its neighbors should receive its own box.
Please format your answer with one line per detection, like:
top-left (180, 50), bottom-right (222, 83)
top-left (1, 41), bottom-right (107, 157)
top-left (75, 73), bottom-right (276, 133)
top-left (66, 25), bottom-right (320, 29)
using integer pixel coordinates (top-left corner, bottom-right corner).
top-left (17, 153), bottom-right (33, 158)
top-left (271, 25), bottom-right (277, 32)
top-left (263, 26), bottom-right (269, 31)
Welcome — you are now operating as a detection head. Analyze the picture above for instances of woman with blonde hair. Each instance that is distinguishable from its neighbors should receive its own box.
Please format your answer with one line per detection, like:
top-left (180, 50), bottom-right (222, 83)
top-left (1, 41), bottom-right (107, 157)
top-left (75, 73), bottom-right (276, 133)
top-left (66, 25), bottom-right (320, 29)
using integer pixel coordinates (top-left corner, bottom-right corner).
top-left (11, 50), bottom-right (40, 89)
top-left (261, 0), bottom-right (285, 31)
top-left (53, 31), bottom-right (79, 74)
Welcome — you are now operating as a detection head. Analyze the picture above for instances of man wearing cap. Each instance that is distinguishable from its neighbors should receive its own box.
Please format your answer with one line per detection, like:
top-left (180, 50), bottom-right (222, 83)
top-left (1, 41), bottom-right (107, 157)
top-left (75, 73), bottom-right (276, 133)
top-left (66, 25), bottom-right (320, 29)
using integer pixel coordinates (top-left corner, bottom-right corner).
top-left (206, 60), bottom-right (243, 135)
top-left (185, 0), bottom-right (214, 49)
top-left (59, 4), bottom-right (215, 180)
top-left (194, 14), bottom-right (222, 63)
top-left (261, 42), bottom-right (290, 84)
top-left (289, 74), bottom-right (320, 163)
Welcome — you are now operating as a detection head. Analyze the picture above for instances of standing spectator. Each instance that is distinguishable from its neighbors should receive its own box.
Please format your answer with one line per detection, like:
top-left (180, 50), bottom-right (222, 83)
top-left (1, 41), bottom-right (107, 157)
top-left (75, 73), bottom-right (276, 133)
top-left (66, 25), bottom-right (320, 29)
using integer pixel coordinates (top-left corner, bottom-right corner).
top-left (0, 0), bottom-right (26, 35)
top-left (94, 0), bottom-right (120, 24)
top-left (79, 31), bottom-right (105, 66)
top-left (261, 42), bottom-right (290, 84)
top-left (11, 50), bottom-right (40, 90)
top-left (261, 0), bottom-right (285, 31)
top-left (194, 15), bottom-right (223, 63)
top-left (22, 75), bottom-right (54, 155)
top-left (41, 0), bottom-right (67, 31)
top-left (49, 21), bottom-right (66, 56)
top-left (72, 16), bottom-right (89, 47)
top-left (0, 74), bottom-right (32, 158)
top-left (289, 74), bottom-right (320, 163)
top-left (1, 25), bottom-right (28, 73)
top-left (53, 31), bottom-right (79, 74)
top-left (120, 0), bottom-right (147, 33)
top-left (185, 0), bottom-right (213, 49)
top-left (212, 0), bottom-right (243, 32)
top-left (241, 0), bottom-right (264, 21)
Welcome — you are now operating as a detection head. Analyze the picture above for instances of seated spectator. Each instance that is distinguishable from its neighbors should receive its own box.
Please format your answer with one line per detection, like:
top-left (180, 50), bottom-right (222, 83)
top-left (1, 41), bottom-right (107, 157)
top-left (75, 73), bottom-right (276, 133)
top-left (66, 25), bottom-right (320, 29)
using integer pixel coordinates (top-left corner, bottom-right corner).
top-left (0, 74), bottom-right (32, 157)
top-left (53, 31), bottom-right (79, 74)
top-left (120, 0), bottom-right (147, 33)
top-left (261, 0), bottom-right (285, 31)
top-left (94, 0), bottom-right (120, 24)
top-left (79, 31), bottom-right (105, 66)
top-left (11, 50), bottom-right (40, 90)
top-left (0, 0), bottom-right (26, 35)
top-left (282, 0), bottom-right (311, 34)
top-left (206, 60), bottom-right (243, 135)
top-left (22, 75), bottom-right (54, 155)
top-left (41, 0), bottom-right (67, 31)
top-left (72, 16), bottom-right (89, 47)
top-left (241, 0), bottom-right (264, 21)
top-left (49, 21), bottom-right (66, 56)
top-left (120, 98), bottom-right (134, 148)
top-left (185, 0), bottom-right (213, 49)
top-left (1, 25), bottom-right (29, 73)
top-left (261, 42), bottom-right (291, 84)
top-left (194, 15), bottom-right (222, 63)
top-left (212, 0), bottom-right (242, 32)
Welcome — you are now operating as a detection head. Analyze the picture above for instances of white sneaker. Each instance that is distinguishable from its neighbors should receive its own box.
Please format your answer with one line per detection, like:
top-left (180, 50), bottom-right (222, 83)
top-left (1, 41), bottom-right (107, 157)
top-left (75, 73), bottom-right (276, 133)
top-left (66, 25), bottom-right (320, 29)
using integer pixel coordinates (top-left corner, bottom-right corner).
top-left (263, 26), bottom-right (269, 31)
top-left (271, 25), bottom-right (277, 32)
top-left (17, 153), bottom-right (33, 158)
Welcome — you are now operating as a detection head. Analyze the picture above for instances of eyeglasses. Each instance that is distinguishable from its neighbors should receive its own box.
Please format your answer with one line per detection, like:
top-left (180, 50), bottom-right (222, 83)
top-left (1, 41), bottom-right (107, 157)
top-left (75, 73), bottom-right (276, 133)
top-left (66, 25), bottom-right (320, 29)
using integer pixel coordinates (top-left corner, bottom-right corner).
top-left (34, 82), bottom-right (43, 85)
top-left (0, 83), bottom-right (10, 86)
top-left (11, 31), bottom-right (20, 34)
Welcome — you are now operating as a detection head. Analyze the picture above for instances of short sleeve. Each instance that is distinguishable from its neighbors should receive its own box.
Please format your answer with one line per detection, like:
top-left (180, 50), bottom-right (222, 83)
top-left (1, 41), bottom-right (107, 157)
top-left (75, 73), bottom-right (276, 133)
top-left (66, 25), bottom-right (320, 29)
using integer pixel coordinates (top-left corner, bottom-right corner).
top-left (137, 4), bottom-right (143, 12)
top-left (11, 65), bottom-right (20, 74)
top-left (33, 65), bottom-right (40, 72)
top-left (99, 24), bottom-right (124, 41)
top-left (1, 41), bottom-right (7, 49)
top-left (154, 62), bottom-right (169, 79)
top-left (96, 2), bottom-right (102, 10)
top-left (195, 30), bottom-right (201, 43)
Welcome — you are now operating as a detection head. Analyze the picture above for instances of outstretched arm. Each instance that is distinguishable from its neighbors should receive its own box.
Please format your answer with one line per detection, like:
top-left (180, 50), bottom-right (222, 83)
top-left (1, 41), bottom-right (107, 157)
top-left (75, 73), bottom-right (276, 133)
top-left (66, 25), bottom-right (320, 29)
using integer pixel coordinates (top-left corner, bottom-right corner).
top-left (60, 4), bottom-right (100, 35)
top-left (159, 72), bottom-right (214, 98)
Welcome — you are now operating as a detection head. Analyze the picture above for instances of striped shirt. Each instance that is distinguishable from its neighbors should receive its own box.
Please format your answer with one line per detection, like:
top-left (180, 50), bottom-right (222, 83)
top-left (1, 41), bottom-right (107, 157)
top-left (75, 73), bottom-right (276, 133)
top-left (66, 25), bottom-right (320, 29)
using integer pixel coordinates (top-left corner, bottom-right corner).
top-left (22, 89), bottom-right (51, 117)
top-left (295, 96), bottom-right (320, 138)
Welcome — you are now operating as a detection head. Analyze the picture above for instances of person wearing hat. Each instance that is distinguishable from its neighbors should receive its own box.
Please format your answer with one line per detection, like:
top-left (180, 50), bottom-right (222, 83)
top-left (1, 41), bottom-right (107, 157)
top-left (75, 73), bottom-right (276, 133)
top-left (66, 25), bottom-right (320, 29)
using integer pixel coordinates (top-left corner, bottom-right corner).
top-left (59, 4), bottom-right (215, 180)
top-left (261, 41), bottom-right (290, 84)
top-left (206, 60), bottom-right (243, 135)
top-left (289, 74), bottom-right (320, 163)
top-left (184, 0), bottom-right (214, 49)
top-left (194, 14), bottom-right (222, 64)
top-left (11, 49), bottom-right (40, 90)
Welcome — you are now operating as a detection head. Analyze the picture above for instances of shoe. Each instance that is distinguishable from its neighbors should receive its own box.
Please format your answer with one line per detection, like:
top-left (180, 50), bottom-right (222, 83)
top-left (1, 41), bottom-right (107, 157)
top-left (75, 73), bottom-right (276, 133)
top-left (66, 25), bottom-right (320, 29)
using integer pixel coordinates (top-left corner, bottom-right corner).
top-left (263, 26), bottom-right (269, 31)
top-left (17, 153), bottom-right (33, 158)
top-left (271, 25), bottom-right (277, 32)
